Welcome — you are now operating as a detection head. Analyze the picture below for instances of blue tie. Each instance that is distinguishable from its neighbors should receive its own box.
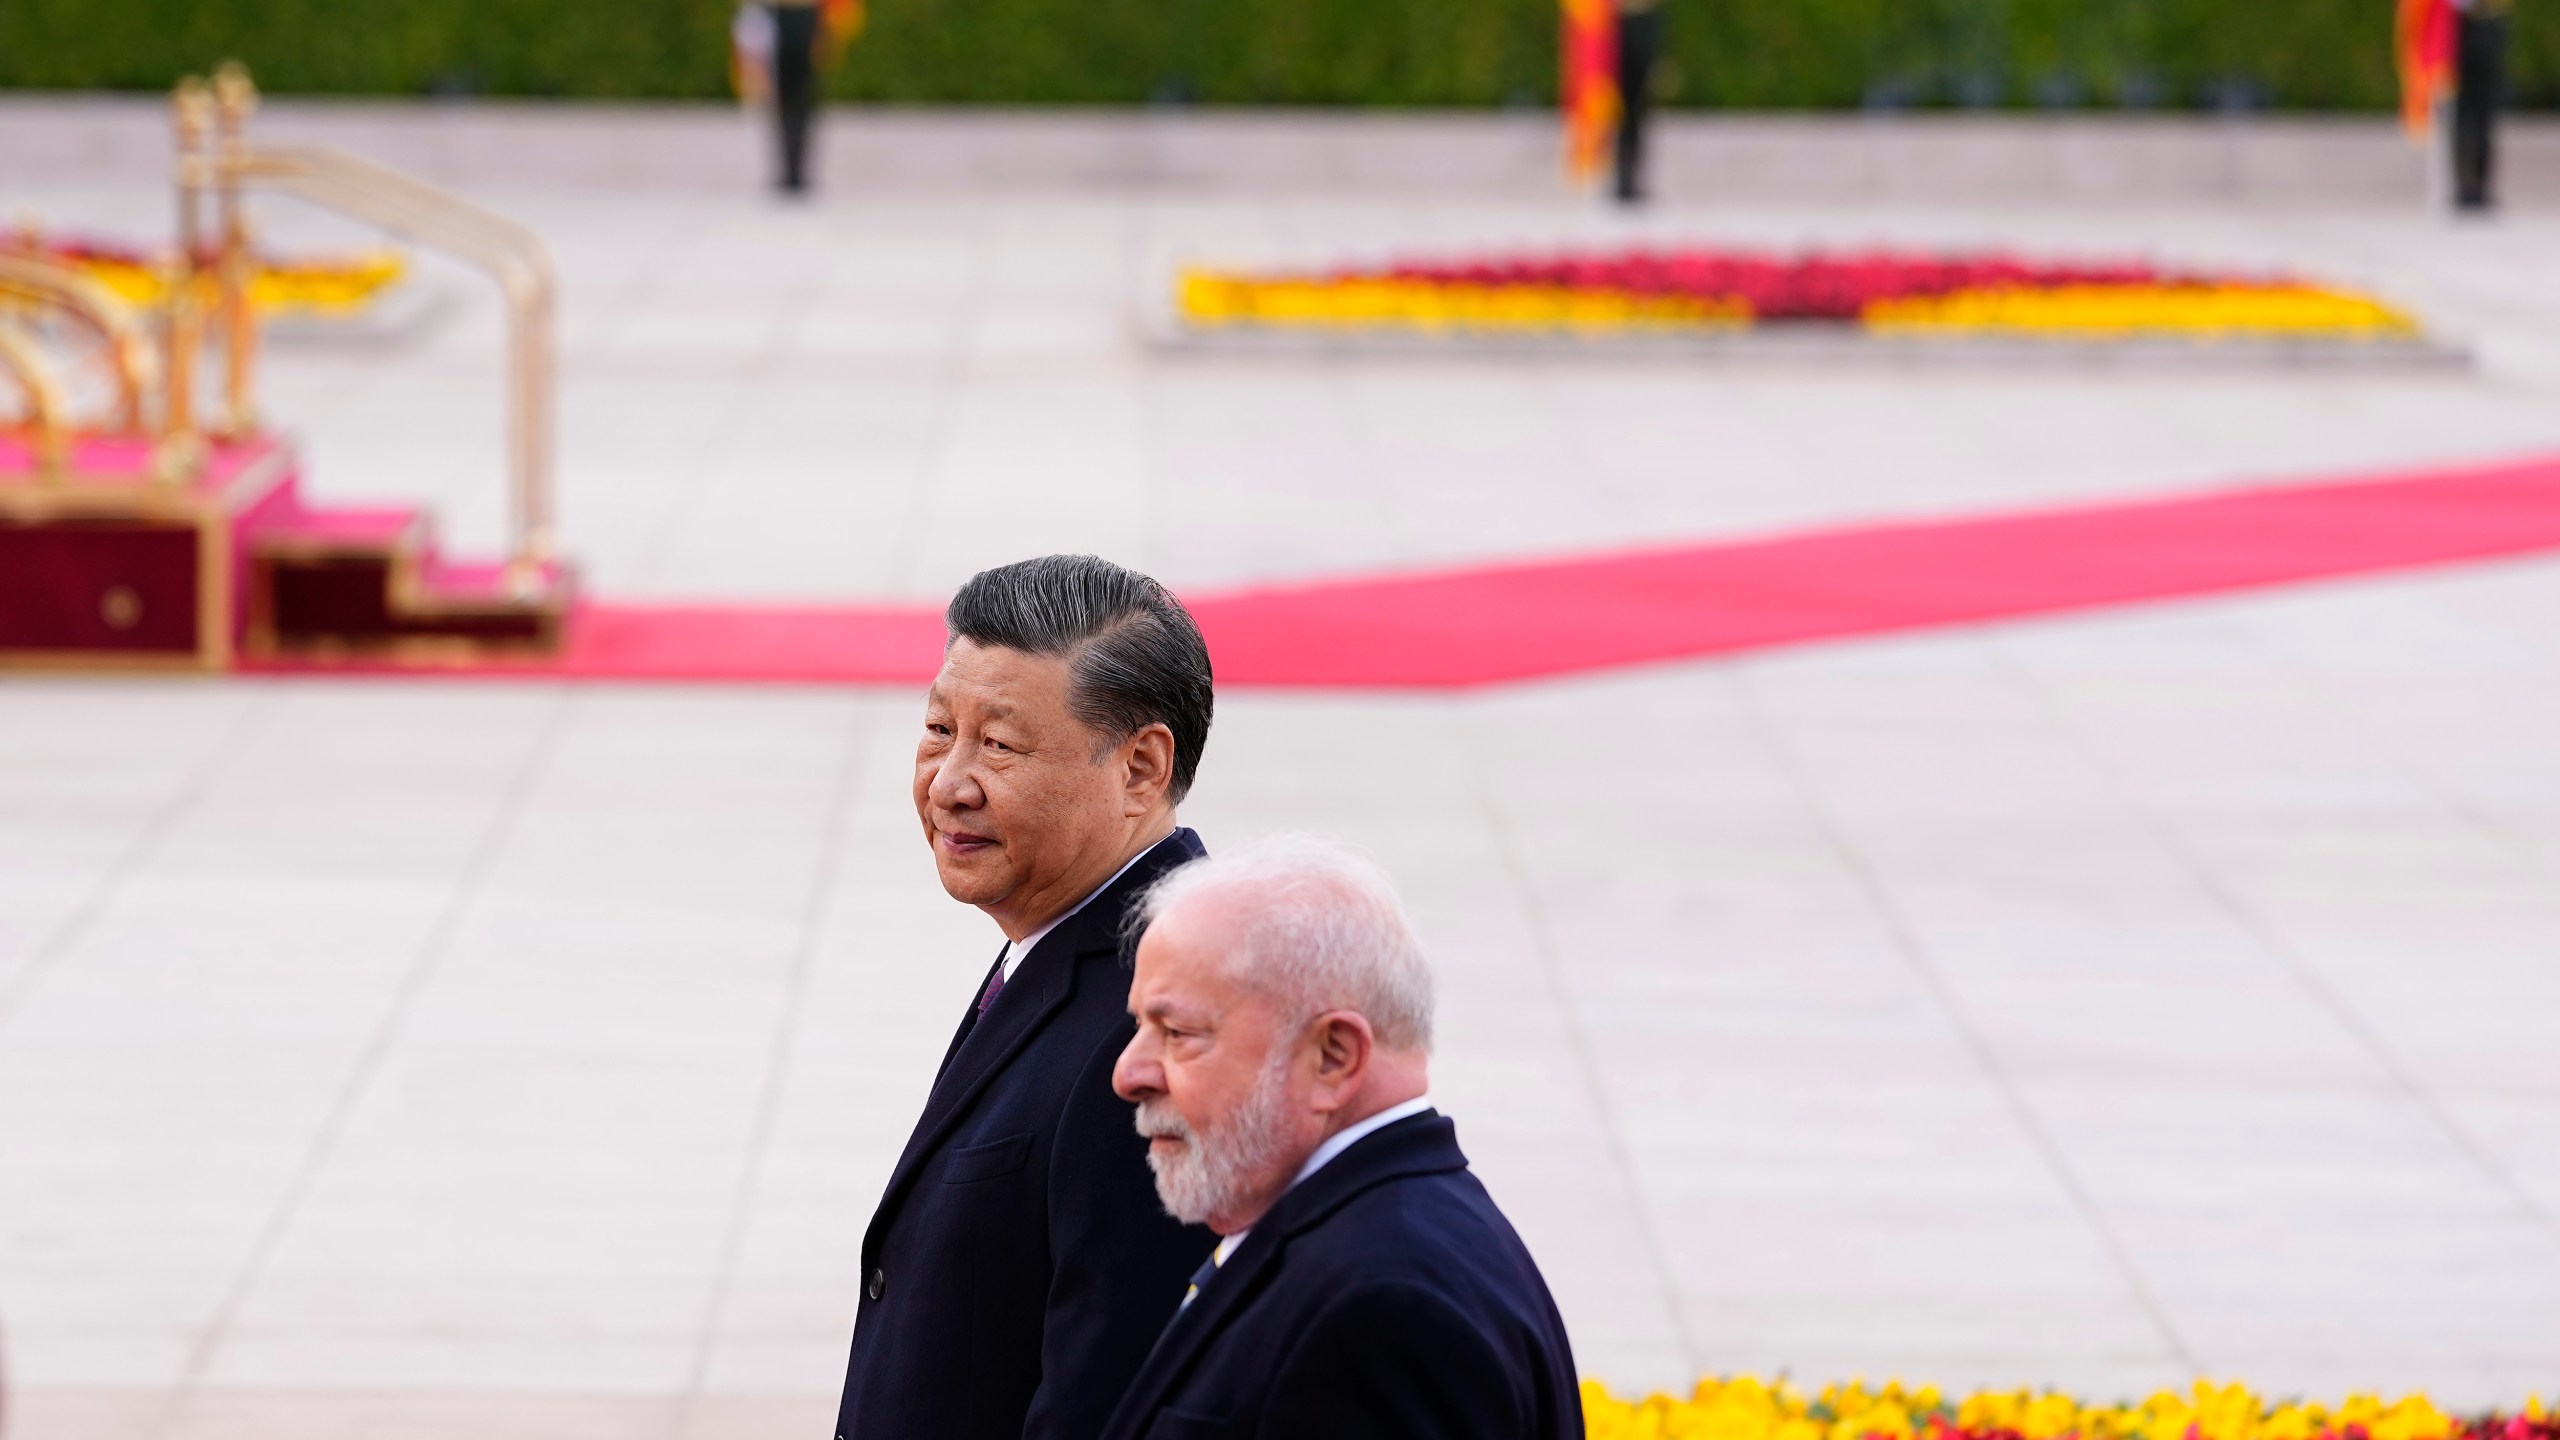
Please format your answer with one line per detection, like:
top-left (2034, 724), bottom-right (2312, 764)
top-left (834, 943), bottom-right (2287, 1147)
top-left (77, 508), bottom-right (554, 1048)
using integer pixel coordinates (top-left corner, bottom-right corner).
top-left (1177, 1251), bottom-right (1220, 1313)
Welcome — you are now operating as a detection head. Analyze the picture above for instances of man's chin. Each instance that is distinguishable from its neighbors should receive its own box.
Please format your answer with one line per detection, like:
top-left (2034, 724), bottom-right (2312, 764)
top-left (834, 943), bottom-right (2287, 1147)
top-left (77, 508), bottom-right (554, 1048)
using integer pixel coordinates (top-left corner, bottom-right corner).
top-left (1149, 1167), bottom-right (1218, 1227)
top-left (931, 850), bottom-right (1013, 906)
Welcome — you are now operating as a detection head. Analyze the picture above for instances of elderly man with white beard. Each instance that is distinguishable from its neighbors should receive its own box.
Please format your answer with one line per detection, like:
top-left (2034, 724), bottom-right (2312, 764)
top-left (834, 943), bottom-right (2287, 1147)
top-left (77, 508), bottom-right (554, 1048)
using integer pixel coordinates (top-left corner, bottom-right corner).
top-left (1102, 838), bottom-right (1584, 1440)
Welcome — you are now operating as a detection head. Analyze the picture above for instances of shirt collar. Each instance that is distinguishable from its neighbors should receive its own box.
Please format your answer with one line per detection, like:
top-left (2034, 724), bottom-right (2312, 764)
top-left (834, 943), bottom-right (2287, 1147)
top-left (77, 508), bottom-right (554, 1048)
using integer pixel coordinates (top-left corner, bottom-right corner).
top-left (1212, 1094), bottom-right (1433, 1263)
top-left (1290, 1094), bottom-right (1434, 1190)
top-left (999, 837), bottom-right (1162, 980)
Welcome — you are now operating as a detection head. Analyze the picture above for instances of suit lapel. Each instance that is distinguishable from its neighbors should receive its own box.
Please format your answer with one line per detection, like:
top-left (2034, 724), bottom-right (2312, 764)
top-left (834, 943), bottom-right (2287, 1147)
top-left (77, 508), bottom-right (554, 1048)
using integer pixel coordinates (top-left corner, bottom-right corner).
top-left (865, 945), bottom-right (1078, 1250)
top-left (908, 944), bottom-right (1075, 1158)
top-left (928, 947), bottom-right (1007, 1082)
top-left (1117, 1222), bottom-right (1284, 1420)
top-left (867, 829), bottom-right (1205, 1245)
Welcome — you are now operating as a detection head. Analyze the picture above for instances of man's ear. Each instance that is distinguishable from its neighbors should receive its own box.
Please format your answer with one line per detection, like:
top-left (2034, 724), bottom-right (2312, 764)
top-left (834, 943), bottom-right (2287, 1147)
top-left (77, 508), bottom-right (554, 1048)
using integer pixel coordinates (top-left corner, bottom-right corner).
top-left (1310, 1010), bottom-right (1375, 1107)
top-left (1121, 722), bottom-right (1176, 813)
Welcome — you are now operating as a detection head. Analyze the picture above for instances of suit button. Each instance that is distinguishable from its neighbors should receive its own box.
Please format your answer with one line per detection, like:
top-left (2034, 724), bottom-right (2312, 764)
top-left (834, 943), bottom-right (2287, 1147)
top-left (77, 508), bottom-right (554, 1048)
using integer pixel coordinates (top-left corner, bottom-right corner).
top-left (866, 1268), bottom-right (885, 1301)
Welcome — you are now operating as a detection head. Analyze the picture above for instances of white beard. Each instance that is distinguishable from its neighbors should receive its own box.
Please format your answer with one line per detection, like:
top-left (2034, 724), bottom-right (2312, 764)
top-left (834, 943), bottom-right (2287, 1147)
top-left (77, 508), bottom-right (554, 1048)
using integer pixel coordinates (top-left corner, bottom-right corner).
top-left (1133, 1055), bottom-right (1297, 1226)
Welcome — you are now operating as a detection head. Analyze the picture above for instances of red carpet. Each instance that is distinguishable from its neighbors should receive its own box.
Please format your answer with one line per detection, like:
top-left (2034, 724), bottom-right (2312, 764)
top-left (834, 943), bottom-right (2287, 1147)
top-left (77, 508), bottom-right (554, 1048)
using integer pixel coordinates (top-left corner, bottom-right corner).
top-left (246, 452), bottom-right (2560, 690)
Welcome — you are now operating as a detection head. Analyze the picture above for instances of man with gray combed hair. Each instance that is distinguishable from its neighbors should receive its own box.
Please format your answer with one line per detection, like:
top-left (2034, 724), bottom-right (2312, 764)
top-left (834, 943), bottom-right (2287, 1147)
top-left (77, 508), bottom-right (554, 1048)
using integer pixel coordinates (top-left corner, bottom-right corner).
top-left (836, 554), bottom-right (1217, 1440)
top-left (1105, 837), bottom-right (1584, 1440)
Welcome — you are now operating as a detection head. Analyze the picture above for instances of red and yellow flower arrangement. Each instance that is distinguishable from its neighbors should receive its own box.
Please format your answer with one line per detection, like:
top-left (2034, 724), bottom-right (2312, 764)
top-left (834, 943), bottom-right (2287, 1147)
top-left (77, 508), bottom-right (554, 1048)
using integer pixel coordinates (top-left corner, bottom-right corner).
top-left (1177, 248), bottom-right (2421, 343)
top-left (1581, 1377), bottom-right (2554, 1440)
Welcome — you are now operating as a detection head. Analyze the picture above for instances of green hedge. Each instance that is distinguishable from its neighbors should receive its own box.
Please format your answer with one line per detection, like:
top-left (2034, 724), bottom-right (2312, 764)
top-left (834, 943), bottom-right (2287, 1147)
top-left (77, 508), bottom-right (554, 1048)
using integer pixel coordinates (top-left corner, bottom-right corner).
top-left (5, 0), bottom-right (2557, 110)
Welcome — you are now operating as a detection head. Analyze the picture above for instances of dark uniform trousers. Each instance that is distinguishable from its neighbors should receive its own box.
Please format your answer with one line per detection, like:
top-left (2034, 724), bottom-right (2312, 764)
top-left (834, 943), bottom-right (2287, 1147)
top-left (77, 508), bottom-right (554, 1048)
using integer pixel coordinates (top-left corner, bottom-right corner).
top-left (2454, 2), bottom-right (2512, 211)
top-left (769, 2), bottom-right (820, 192)
top-left (1613, 0), bottom-right (1664, 204)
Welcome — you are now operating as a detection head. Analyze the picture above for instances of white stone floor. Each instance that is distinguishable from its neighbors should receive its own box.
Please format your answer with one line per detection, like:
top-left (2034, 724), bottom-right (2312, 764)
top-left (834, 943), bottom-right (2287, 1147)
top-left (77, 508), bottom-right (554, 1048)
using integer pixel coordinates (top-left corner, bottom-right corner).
top-left (7, 162), bottom-right (2560, 1438)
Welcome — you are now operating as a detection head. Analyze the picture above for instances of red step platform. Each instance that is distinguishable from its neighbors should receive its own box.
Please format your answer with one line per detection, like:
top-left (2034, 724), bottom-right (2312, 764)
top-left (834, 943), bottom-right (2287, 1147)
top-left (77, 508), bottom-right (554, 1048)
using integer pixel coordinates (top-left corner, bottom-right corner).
top-left (1, 434), bottom-right (571, 670)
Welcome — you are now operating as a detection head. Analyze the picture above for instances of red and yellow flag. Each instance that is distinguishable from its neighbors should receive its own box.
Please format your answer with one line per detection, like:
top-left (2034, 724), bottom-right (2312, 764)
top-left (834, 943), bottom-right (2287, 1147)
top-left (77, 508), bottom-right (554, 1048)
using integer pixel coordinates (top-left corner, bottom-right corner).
top-left (1561, 0), bottom-right (1618, 183)
top-left (820, 0), bottom-right (866, 69)
top-left (2396, 0), bottom-right (2456, 136)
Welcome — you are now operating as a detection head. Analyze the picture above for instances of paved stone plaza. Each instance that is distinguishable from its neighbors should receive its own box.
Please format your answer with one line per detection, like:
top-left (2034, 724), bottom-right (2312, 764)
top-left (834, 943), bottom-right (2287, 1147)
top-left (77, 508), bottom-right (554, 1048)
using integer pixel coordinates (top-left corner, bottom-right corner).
top-left (5, 107), bottom-right (2560, 1438)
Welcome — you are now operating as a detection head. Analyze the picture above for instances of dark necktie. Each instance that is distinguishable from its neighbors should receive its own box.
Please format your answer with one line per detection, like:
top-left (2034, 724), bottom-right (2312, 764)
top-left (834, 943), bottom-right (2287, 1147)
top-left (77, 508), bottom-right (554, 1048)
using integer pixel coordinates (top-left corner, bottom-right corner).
top-left (977, 949), bottom-right (1009, 1013)
top-left (1177, 1250), bottom-right (1220, 1313)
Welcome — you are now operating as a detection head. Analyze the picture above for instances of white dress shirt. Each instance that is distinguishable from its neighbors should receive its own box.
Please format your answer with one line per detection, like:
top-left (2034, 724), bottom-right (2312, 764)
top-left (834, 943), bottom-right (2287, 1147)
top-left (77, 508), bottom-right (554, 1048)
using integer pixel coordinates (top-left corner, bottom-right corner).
top-left (997, 841), bottom-right (1160, 984)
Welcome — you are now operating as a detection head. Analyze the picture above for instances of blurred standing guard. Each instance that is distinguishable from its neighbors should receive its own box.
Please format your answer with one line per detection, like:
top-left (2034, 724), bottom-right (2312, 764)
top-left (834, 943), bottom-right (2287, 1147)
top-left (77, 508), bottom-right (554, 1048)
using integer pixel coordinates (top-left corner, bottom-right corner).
top-left (2452, 0), bottom-right (2513, 211)
top-left (735, 0), bottom-right (862, 194)
top-left (1560, 0), bottom-right (1662, 205)
top-left (1612, 0), bottom-right (1664, 204)
top-left (834, 555), bottom-right (1219, 1440)
top-left (2398, 0), bottom-right (2512, 211)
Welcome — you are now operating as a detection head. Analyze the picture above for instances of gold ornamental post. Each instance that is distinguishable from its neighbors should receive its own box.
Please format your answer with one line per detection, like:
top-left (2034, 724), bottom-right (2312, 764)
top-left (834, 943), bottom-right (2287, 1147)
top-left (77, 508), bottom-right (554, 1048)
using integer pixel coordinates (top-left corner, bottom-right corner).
top-left (211, 60), bottom-right (259, 438)
top-left (164, 74), bottom-right (213, 474)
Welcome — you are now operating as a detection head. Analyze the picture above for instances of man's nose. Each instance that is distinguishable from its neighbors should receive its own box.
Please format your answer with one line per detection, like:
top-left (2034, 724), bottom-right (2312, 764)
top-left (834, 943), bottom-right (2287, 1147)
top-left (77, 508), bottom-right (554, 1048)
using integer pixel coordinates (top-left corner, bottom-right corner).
top-left (927, 746), bottom-right (979, 809)
top-left (1112, 1032), bottom-right (1158, 1103)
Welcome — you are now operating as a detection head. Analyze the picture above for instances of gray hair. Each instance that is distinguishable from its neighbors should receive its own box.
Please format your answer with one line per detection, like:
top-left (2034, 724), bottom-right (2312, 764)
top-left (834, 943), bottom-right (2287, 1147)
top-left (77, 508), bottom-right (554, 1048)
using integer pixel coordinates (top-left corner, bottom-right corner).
top-left (946, 555), bottom-right (1214, 802)
top-left (1140, 836), bottom-right (1435, 1054)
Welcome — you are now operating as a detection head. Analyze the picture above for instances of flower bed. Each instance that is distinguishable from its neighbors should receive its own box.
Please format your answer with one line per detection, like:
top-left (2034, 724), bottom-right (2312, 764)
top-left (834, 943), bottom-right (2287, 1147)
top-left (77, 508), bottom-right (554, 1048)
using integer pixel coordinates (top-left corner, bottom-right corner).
top-left (1176, 247), bottom-right (2421, 343)
top-left (1581, 1378), bottom-right (2556, 1440)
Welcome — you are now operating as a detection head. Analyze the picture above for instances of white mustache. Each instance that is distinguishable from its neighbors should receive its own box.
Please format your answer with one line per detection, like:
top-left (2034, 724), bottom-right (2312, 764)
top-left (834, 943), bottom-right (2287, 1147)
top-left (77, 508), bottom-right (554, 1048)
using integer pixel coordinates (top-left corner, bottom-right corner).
top-left (1133, 1100), bottom-right (1192, 1142)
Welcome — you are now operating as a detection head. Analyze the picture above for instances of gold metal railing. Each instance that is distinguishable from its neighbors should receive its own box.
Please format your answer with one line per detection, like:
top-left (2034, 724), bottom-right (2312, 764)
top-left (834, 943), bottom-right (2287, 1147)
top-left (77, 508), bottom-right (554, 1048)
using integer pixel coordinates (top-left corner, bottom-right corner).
top-left (175, 62), bottom-right (560, 589)
top-left (0, 322), bottom-right (72, 483)
top-left (0, 253), bottom-right (163, 437)
top-left (0, 62), bottom-right (560, 584)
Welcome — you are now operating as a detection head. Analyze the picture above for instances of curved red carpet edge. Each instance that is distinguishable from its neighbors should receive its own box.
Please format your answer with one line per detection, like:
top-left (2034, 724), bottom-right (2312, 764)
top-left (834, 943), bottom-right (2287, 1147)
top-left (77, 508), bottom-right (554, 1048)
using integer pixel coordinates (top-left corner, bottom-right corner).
top-left (247, 452), bottom-right (2560, 691)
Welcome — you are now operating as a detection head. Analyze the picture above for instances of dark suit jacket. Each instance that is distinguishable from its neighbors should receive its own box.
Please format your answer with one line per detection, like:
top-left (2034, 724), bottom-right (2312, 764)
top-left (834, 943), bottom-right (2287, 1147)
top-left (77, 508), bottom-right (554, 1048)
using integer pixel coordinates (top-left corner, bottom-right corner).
top-left (835, 828), bottom-right (1215, 1440)
top-left (1099, 1111), bottom-right (1584, 1440)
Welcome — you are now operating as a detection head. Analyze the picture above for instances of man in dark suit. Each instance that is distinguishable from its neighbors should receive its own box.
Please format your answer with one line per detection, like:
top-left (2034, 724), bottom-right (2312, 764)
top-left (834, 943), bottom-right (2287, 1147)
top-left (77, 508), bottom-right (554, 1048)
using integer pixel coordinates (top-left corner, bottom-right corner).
top-left (835, 554), bottom-right (1218, 1440)
top-left (1102, 838), bottom-right (1583, 1440)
